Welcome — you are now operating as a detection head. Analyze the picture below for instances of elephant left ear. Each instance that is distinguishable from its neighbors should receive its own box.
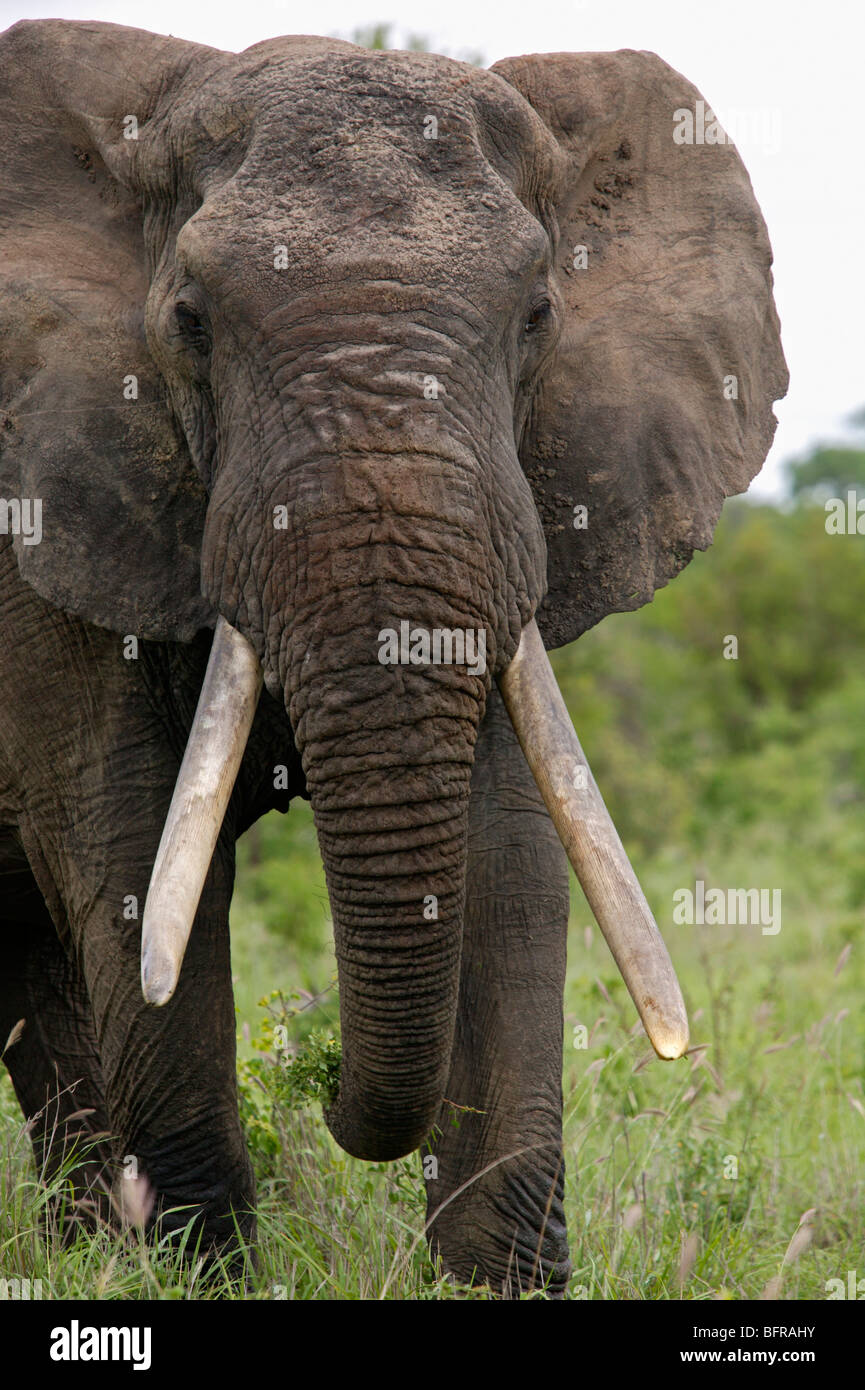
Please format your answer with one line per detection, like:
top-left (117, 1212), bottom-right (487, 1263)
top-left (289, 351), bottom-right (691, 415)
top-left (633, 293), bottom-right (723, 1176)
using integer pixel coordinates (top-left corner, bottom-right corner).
top-left (0, 19), bottom-right (217, 642)
top-left (492, 49), bottom-right (789, 648)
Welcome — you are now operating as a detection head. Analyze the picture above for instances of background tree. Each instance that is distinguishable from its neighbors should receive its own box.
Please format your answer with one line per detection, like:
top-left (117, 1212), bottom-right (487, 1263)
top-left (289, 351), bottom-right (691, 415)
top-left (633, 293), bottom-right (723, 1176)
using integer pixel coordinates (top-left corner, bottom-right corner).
top-left (785, 407), bottom-right (865, 497)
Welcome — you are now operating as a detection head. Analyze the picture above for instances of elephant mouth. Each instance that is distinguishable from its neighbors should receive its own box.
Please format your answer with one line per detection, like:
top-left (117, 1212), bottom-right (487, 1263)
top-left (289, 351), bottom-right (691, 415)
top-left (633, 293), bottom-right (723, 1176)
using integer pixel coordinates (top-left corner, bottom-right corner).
top-left (140, 615), bottom-right (688, 1061)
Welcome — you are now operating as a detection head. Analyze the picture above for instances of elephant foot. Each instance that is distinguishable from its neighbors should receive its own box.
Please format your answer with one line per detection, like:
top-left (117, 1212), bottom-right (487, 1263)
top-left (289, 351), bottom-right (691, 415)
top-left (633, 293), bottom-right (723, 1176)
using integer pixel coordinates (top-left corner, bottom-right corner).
top-left (427, 1165), bottom-right (571, 1298)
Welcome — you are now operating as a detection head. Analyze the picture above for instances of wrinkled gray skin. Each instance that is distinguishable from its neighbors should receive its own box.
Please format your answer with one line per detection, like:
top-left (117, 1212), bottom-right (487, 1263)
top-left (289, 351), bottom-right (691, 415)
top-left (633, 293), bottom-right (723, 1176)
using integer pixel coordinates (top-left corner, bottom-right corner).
top-left (0, 21), bottom-right (786, 1294)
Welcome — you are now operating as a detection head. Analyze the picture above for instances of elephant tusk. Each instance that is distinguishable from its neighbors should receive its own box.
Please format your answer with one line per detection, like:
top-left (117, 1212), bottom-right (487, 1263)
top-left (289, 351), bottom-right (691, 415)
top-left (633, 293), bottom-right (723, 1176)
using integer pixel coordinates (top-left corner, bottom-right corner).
top-left (141, 617), bottom-right (262, 1006)
top-left (498, 619), bottom-right (689, 1060)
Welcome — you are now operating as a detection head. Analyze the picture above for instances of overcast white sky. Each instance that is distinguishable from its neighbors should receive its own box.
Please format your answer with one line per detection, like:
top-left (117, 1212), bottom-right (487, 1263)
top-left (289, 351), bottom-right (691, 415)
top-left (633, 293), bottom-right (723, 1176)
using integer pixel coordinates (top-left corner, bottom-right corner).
top-left (3, 0), bottom-right (862, 495)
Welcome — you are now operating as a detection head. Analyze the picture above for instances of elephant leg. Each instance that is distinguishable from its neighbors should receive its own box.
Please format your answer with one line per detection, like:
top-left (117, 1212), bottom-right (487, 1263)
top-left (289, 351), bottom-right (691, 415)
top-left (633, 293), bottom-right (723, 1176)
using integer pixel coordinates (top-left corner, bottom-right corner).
top-left (65, 809), bottom-right (255, 1264)
top-left (0, 558), bottom-right (256, 1266)
top-left (425, 685), bottom-right (571, 1296)
top-left (0, 833), bottom-right (113, 1235)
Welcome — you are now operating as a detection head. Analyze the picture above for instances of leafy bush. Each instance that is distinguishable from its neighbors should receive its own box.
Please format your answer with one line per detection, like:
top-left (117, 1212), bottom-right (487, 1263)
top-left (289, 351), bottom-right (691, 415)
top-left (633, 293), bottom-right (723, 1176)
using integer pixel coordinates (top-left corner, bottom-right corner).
top-left (237, 992), bottom-right (341, 1165)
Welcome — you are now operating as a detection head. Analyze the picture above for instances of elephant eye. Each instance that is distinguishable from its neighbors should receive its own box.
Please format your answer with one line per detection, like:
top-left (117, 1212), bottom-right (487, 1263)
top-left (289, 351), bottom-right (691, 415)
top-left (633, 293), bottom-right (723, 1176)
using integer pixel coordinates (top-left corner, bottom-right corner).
top-left (174, 300), bottom-right (211, 353)
top-left (524, 297), bottom-right (553, 336)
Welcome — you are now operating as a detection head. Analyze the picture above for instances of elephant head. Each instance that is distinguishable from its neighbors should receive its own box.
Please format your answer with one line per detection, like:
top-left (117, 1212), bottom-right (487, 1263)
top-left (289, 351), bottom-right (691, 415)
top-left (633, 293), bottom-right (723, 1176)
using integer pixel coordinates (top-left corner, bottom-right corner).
top-left (0, 22), bottom-right (786, 1165)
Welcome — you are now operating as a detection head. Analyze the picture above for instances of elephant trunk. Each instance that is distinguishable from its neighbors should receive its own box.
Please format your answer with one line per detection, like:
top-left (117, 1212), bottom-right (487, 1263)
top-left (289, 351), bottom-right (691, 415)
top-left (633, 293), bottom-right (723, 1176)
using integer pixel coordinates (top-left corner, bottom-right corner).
top-left (285, 590), bottom-right (486, 1160)
top-left (313, 758), bottom-right (471, 1159)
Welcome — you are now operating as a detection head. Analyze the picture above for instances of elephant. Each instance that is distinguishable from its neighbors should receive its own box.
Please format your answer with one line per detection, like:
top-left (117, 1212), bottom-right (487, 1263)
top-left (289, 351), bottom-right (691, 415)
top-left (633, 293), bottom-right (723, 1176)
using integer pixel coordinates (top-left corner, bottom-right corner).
top-left (0, 19), bottom-right (787, 1296)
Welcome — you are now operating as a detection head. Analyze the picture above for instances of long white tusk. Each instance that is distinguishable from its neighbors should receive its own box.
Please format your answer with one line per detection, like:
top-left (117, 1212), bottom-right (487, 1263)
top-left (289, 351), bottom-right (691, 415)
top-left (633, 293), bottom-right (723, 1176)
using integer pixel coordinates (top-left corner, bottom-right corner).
top-left (499, 619), bottom-right (688, 1060)
top-left (141, 617), bottom-right (263, 1006)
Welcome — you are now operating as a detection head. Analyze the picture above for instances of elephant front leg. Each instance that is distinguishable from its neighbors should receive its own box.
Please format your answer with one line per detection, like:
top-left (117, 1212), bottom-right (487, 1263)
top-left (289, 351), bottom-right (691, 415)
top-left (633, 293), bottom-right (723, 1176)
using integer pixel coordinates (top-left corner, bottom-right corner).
top-left (0, 843), bottom-right (112, 1237)
top-left (25, 726), bottom-right (257, 1267)
top-left (74, 832), bottom-right (256, 1263)
top-left (424, 686), bottom-right (571, 1297)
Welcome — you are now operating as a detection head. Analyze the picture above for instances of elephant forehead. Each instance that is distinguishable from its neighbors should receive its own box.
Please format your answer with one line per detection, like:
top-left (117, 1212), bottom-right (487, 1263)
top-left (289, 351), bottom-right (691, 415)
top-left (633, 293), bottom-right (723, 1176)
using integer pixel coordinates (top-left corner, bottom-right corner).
top-left (165, 46), bottom-right (557, 265)
top-left (217, 42), bottom-right (547, 167)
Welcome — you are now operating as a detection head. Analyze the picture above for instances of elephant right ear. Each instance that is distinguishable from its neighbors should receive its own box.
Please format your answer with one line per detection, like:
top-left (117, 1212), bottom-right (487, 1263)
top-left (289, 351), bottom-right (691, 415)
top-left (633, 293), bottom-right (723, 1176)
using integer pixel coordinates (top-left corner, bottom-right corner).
top-left (0, 20), bottom-right (220, 641)
top-left (492, 50), bottom-right (789, 648)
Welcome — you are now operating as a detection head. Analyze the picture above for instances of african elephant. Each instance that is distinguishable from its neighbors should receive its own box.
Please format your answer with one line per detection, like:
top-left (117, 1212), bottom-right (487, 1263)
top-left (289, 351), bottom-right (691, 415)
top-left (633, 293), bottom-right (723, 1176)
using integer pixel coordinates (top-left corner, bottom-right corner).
top-left (0, 19), bottom-right (787, 1296)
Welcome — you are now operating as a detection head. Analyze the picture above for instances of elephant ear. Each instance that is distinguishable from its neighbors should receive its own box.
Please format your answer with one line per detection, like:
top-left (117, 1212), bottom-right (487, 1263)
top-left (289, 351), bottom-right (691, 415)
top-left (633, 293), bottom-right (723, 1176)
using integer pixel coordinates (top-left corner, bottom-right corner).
top-left (0, 20), bottom-right (220, 641)
top-left (492, 50), bottom-right (788, 647)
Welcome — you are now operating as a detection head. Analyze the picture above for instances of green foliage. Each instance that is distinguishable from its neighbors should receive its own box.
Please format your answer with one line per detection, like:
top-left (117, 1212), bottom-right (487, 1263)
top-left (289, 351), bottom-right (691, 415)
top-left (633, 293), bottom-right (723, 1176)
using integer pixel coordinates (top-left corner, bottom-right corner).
top-left (350, 23), bottom-right (392, 50)
top-left (550, 497), bottom-right (865, 865)
top-left (347, 22), bottom-right (484, 66)
top-left (235, 806), bottom-right (329, 958)
top-left (237, 992), bottom-right (341, 1166)
top-left (785, 432), bottom-right (865, 498)
top-left (788, 446), bottom-right (865, 498)
top-left (281, 1029), bottom-right (342, 1108)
